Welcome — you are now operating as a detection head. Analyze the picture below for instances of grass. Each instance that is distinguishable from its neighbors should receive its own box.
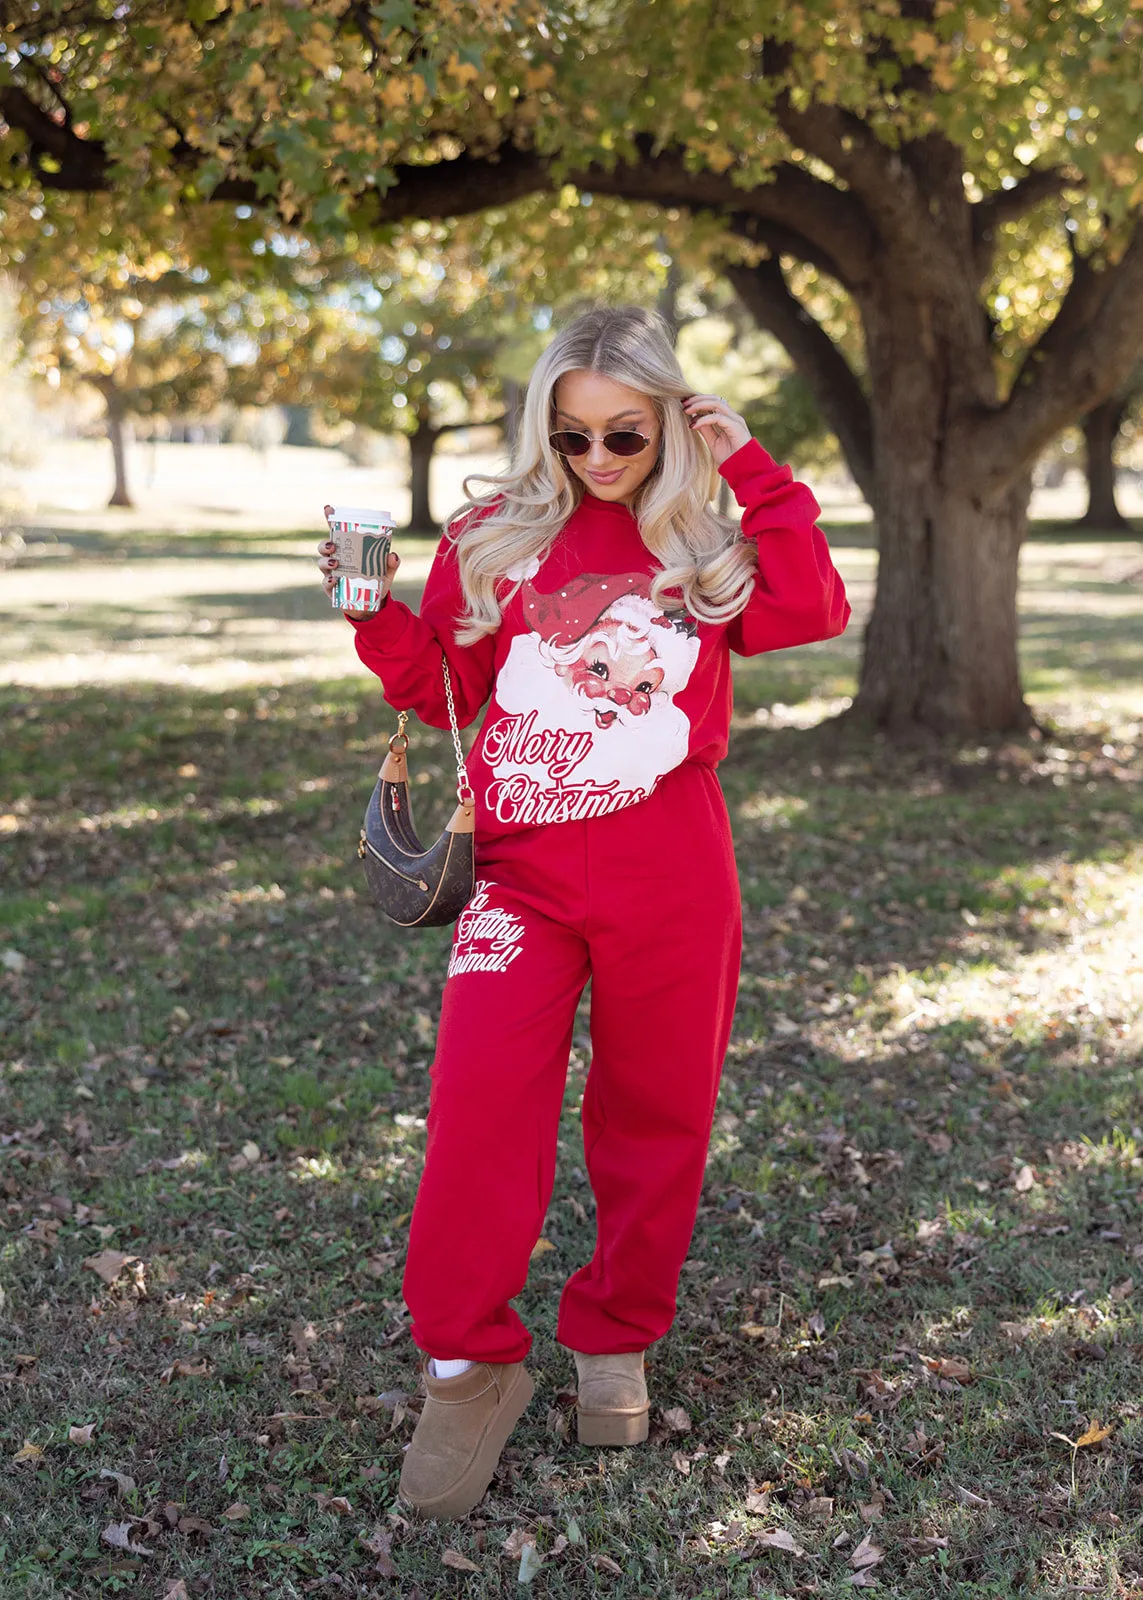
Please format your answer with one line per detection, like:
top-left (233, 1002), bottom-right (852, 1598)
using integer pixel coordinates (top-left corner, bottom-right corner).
top-left (1, 525), bottom-right (1142, 1599)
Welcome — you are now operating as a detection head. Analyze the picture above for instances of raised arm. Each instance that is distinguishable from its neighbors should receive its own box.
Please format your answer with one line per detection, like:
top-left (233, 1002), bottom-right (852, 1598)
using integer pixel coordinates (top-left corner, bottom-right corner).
top-left (346, 516), bottom-right (496, 729)
top-left (720, 439), bottom-right (851, 657)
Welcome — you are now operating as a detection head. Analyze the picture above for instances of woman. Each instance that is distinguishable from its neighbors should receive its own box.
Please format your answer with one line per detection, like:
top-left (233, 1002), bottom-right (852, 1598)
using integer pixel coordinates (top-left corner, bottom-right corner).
top-left (317, 304), bottom-right (850, 1519)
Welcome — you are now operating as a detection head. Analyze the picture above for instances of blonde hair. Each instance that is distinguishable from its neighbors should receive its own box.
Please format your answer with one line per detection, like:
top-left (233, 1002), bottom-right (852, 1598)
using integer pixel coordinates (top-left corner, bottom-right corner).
top-left (444, 304), bottom-right (758, 645)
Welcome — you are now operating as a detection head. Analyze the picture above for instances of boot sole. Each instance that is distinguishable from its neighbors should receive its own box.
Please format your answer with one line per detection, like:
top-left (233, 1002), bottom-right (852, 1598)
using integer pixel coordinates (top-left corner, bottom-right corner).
top-left (401, 1365), bottom-right (535, 1519)
top-left (576, 1404), bottom-right (650, 1447)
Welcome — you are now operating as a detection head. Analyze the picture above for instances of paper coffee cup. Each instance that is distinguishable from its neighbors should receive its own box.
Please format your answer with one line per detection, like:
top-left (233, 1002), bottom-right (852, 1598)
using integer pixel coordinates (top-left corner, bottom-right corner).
top-left (326, 505), bottom-right (394, 612)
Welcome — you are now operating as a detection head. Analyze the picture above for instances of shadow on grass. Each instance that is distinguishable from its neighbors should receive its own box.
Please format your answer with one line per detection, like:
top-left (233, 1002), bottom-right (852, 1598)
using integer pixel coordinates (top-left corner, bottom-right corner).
top-left (1, 675), bottom-right (1141, 1596)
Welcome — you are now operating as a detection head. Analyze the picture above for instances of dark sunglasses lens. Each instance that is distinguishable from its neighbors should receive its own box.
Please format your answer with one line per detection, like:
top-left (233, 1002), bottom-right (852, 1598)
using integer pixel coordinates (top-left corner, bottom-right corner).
top-left (604, 431), bottom-right (649, 456)
top-left (549, 431), bottom-right (591, 456)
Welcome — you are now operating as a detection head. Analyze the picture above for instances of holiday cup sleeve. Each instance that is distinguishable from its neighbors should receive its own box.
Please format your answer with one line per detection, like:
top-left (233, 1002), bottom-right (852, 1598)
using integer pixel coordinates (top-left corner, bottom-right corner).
top-left (326, 506), bottom-right (394, 612)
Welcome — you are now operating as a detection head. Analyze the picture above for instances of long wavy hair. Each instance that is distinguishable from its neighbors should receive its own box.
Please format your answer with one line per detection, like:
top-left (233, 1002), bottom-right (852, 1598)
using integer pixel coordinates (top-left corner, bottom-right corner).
top-left (444, 304), bottom-right (758, 645)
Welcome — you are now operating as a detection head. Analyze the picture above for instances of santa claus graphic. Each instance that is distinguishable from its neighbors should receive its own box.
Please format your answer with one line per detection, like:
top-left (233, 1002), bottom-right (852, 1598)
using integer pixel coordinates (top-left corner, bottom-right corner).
top-left (483, 573), bottom-right (701, 806)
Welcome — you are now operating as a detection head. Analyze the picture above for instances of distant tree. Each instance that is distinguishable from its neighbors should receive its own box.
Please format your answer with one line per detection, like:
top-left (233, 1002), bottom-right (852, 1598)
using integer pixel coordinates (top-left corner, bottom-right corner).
top-left (310, 252), bottom-right (511, 532)
top-left (1075, 370), bottom-right (1141, 531)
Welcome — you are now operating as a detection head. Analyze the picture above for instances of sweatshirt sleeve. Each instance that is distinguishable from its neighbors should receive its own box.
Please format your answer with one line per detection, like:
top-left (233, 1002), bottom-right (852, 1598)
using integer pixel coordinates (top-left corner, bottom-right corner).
top-left (720, 438), bottom-right (851, 657)
top-left (344, 515), bottom-right (496, 729)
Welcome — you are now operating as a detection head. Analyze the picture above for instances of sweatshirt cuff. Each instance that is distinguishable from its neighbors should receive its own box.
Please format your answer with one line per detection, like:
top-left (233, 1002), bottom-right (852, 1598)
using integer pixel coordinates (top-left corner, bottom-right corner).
top-left (344, 596), bottom-right (413, 652)
top-left (717, 437), bottom-right (791, 502)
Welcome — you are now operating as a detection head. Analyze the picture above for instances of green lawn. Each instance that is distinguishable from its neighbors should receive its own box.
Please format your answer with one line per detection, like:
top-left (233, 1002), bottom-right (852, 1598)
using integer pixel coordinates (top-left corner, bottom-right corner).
top-left (1, 527), bottom-right (1142, 1598)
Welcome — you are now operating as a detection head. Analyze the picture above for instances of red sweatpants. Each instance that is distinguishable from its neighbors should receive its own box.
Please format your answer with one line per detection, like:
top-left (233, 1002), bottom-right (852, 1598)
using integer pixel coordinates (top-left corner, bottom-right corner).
top-left (402, 761), bottom-right (743, 1364)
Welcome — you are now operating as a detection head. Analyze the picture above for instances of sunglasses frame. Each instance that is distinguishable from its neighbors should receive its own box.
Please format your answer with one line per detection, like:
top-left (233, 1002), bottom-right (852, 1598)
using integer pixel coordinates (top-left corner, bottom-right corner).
top-left (548, 427), bottom-right (654, 459)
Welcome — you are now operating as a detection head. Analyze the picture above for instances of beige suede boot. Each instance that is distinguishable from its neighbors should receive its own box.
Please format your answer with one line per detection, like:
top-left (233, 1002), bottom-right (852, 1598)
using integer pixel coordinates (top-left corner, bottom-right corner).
top-left (399, 1359), bottom-right (534, 1519)
top-left (572, 1351), bottom-right (650, 1446)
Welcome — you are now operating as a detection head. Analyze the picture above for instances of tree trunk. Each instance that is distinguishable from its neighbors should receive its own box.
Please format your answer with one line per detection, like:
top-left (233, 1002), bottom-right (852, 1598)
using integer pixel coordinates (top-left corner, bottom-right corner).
top-left (855, 473), bottom-right (1032, 734)
top-left (502, 379), bottom-right (523, 456)
top-left (848, 294), bottom-right (1034, 735)
top-left (105, 396), bottom-right (133, 508)
top-left (1077, 396), bottom-right (1131, 530)
top-left (407, 417), bottom-right (440, 532)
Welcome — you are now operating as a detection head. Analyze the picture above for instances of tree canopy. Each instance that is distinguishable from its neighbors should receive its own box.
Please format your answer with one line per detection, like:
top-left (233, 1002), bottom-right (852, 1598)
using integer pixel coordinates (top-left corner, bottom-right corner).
top-left (4, 1), bottom-right (1143, 732)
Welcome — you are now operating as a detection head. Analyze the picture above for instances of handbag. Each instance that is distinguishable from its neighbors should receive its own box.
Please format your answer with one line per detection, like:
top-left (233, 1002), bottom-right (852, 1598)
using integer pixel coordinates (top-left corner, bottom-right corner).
top-left (357, 659), bottom-right (476, 927)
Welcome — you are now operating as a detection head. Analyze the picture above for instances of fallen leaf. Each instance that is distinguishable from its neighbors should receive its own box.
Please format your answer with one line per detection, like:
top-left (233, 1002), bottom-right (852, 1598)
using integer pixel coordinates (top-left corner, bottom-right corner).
top-left (177, 1514), bottom-right (213, 1537)
top-left (100, 1467), bottom-right (137, 1496)
top-left (101, 1521), bottom-right (154, 1556)
top-left (361, 1521), bottom-right (397, 1577)
top-left (905, 1536), bottom-right (949, 1555)
top-left (953, 1484), bottom-right (989, 1507)
top-left (807, 1309), bottom-right (826, 1338)
top-left (1075, 1419), bottom-right (1113, 1448)
top-left (69, 1423), bottom-right (97, 1446)
top-left (83, 1250), bottom-right (133, 1286)
top-left (13, 1439), bottom-right (44, 1462)
top-left (441, 1548), bottom-right (480, 1572)
top-left (806, 1496), bottom-right (834, 1519)
top-left (1013, 1164), bottom-right (1036, 1192)
top-left (592, 1554), bottom-right (623, 1575)
top-left (661, 1406), bottom-right (692, 1433)
top-left (744, 1489), bottom-right (771, 1514)
top-left (739, 1321), bottom-right (780, 1344)
top-left (849, 1569), bottom-right (881, 1587)
top-left (502, 1528), bottom-right (536, 1559)
top-left (518, 1542), bottom-right (544, 1584)
top-left (159, 1359), bottom-right (210, 1383)
top-left (672, 1450), bottom-right (691, 1475)
top-left (529, 1237), bottom-right (556, 1259)
top-left (240, 1141), bottom-right (260, 1164)
top-left (859, 1493), bottom-right (885, 1523)
top-left (922, 1354), bottom-right (973, 1383)
top-left (1110, 1278), bottom-right (1134, 1302)
top-left (163, 1581), bottom-right (190, 1600)
top-left (758, 1528), bottom-right (805, 1557)
top-left (1000, 1320), bottom-right (1033, 1342)
top-left (850, 1533), bottom-right (885, 1570)
top-left (221, 1502), bottom-right (250, 1520)
top-left (313, 1493), bottom-right (352, 1515)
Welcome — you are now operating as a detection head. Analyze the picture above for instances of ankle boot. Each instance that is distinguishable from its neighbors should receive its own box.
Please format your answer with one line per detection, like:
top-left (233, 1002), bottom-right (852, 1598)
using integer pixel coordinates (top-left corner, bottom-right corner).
top-left (399, 1359), bottom-right (534, 1519)
top-left (572, 1350), bottom-right (650, 1446)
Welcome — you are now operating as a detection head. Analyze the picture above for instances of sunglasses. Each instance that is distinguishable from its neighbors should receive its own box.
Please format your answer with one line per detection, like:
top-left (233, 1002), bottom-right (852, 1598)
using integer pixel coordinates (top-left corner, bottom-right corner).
top-left (548, 428), bottom-right (653, 458)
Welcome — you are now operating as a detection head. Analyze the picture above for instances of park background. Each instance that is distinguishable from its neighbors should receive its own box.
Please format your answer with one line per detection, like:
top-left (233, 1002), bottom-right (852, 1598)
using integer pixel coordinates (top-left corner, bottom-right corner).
top-left (1, 4), bottom-right (1142, 1597)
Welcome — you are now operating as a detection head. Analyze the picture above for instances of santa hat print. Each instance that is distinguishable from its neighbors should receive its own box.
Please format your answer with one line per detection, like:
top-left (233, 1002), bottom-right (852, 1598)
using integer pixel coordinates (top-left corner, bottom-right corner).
top-left (521, 572), bottom-right (648, 646)
top-left (523, 572), bottom-right (701, 696)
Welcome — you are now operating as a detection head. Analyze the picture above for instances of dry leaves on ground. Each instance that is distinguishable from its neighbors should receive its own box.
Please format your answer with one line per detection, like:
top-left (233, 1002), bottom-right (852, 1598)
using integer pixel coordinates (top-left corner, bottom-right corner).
top-left (758, 1528), bottom-right (806, 1557)
top-left (360, 1523), bottom-right (397, 1578)
top-left (441, 1548), bottom-right (480, 1572)
top-left (159, 1359), bottom-right (211, 1383)
top-left (661, 1405), bottom-right (692, 1433)
top-left (83, 1250), bottom-right (136, 1286)
top-left (922, 1354), bottom-right (973, 1383)
top-left (850, 1533), bottom-right (885, 1571)
top-left (101, 1521), bottom-right (154, 1557)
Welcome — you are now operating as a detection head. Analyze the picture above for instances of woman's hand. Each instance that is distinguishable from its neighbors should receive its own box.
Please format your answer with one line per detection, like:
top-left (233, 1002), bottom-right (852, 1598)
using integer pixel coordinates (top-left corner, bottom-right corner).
top-left (682, 394), bottom-right (751, 467)
top-left (318, 503), bottom-right (400, 619)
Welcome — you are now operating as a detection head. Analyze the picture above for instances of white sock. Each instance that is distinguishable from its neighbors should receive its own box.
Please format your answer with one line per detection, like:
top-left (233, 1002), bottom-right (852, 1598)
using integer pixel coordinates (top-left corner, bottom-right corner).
top-left (430, 1357), bottom-right (474, 1379)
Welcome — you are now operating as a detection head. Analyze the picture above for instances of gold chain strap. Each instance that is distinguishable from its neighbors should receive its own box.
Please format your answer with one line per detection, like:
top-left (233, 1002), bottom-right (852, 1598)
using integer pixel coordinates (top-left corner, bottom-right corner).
top-left (394, 659), bottom-right (472, 807)
top-left (441, 659), bottom-right (474, 806)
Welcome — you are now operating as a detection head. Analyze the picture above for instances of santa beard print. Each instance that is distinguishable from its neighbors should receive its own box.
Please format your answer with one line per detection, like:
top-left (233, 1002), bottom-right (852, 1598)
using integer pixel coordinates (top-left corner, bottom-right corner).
top-left (480, 576), bottom-right (701, 827)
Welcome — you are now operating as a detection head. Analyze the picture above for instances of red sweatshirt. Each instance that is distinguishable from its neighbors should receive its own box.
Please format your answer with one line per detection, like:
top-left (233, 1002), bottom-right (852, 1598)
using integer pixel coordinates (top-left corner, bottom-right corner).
top-left (348, 438), bottom-right (850, 842)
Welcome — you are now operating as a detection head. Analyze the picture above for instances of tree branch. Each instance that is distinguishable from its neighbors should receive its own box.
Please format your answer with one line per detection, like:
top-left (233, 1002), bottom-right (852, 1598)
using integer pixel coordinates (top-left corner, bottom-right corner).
top-left (0, 85), bottom-right (107, 191)
top-left (721, 253), bottom-right (874, 501)
top-left (978, 224), bottom-right (1143, 486)
top-left (576, 139), bottom-right (874, 291)
top-left (972, 166), bottom-right (1073, 277)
